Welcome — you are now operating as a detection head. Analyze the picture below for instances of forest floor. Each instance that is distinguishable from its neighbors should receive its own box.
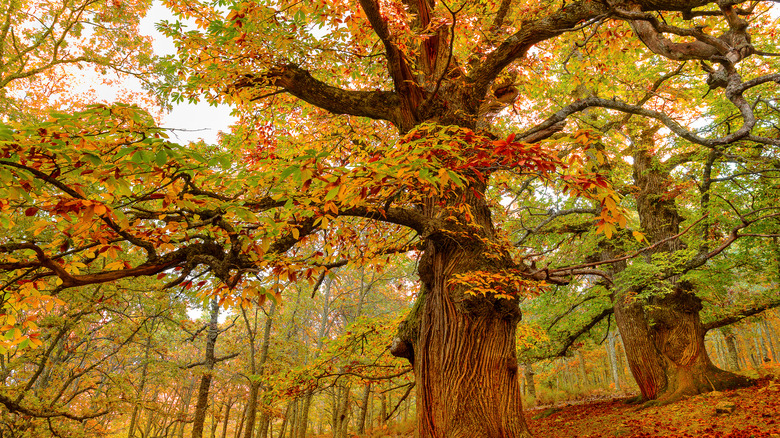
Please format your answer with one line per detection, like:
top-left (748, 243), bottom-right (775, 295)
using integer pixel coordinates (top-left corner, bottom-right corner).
top-left (357, 367), bottom-right (780, 438)
top-left (526, 373), bottom-right (780, 438)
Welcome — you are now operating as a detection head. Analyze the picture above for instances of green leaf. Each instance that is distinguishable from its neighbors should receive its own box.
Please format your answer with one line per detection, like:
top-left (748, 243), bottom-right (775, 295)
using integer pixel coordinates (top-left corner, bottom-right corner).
top-left (155, 150), bottom-right (168, 167)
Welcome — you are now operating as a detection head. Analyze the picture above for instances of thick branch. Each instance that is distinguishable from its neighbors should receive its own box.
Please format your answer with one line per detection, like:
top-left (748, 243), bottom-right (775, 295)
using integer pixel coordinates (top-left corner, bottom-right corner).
top-left (469, 0), bottom-right (610, 108)
top-left (548, 307), bottom-right (614, 358)
top-left (233, 64), bottom-right (402, 126)
top-left (0, 393), bottom-right (108, 421)
top-left (524, 92), bottom-right (780, 148)
top-left (0, 242), bottom-right (221, 289)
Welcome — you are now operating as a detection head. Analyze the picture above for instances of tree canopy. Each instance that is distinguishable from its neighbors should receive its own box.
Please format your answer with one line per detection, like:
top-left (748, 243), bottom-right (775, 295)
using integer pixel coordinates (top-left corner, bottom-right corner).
top-left (1, 0), bottom-right (779, 436)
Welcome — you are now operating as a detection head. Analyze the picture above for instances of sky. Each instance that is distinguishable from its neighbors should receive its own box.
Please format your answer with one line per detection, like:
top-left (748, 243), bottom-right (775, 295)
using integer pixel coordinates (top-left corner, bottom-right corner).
top-left (138, 2), bottom-right (236, 318)
top-left (139, 1), bottom-right (236, 145)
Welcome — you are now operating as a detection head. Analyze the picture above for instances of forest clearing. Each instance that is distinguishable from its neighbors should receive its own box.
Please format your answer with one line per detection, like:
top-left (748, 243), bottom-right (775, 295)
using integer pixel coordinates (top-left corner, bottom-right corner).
top-left (1, 0), bottom-right (779, 437)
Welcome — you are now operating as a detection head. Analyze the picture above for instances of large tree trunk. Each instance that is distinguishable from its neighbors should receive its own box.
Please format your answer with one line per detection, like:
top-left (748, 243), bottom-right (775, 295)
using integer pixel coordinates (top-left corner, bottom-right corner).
top-left (614, 134), bottom-right (752, 403)
top-left (392, 228), bottom-right (531, 437)
top-left (615, 285), bottom-right (752, 403)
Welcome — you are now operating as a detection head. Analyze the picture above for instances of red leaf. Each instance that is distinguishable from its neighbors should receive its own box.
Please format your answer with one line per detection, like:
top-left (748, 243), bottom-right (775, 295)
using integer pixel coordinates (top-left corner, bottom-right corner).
top-left (25, 207), bottom-right (39, 216)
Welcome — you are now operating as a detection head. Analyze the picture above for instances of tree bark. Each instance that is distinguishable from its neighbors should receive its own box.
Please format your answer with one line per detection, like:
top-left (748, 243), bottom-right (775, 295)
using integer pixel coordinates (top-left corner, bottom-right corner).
top-left (234, 403), bottom-right (247, 438)
top-left (176, 377), bottom-right (196, 438)
top-left (220, 398), bottom-right (233, 438)
top-left (523, 363), bottom-right (536, 398)
top-left (606, 331), bottom-right (622, 392)
top-left (613, 135), bottom-right (752, 403)
top-left (358, 383), bottom-right (371, 434)
top-left (720, 327), bottom-right (741, 371)
top-left (295, 393), bottom-right (312, 438)
top-left (332, 385), bottom-right (350, 438)
top-left (255, 411), bottom-right (270, 438)
top-left (392, 214), bottom-right (532, 437)
top-left (193, 298), bottom-right (220, 438)
top-left (241, 300), bottom-right (276, 438)
top-left (127, 331), bottom-right (153, 438)
top-left (210, 402), bottom-right (221, 438)
top-left (763, 318), bottom-right (778, 362)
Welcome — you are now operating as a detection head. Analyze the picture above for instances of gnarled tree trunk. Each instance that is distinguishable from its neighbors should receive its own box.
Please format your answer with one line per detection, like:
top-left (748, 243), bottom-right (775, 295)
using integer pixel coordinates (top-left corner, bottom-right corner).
top-left (392, 187), bottom-right (532, 437)
top-left (615, 285), bottom-right (751, 402)
top-left (614, 132), bottom-right (752, 403)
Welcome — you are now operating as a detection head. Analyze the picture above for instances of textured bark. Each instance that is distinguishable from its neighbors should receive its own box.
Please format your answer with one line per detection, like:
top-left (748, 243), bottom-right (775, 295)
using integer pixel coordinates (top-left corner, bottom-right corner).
top-left (379, 393), bottom-right (387, 426)
top-left (332, 385), bottom-right (350, 438)
top-left (220, 0), bottom-right (769, 433)
top-left (613, 135), bottom-right (753, 403)
top-left (392, 197), bottom-right (532, 437)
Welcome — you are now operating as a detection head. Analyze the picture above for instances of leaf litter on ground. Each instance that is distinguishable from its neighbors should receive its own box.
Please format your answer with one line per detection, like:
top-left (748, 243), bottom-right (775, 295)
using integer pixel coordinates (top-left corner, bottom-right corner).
top-left (526, 374), bottom-right (780, 438)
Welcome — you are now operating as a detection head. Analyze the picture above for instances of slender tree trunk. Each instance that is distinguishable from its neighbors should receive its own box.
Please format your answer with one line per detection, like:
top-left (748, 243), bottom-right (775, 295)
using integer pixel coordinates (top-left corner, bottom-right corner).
top-left (756, 324), bottom-right (769, 363)
top-left (577, 350), bottom-right (588, 390)
top-left (296, 392), bottom-right (312, 438)
top-left (243, 382), bottom-right (260, 438)
top-left (334, 385), bottom-right (351, 438)
top-left (606, 331), bottom-right (622, 392)
top-left (210, 402), bottom-right (222, 438)
top-left (523, 363), bottom-right (536, 398)
top-left (379, 392), bottom-right (387, 427)
top-left (221, 398), bottom-right (233, 438)
top-left (241, 301), bottom-right (276, 438)
top-left (255, 412), bottom-right (270, 438)
top-left (234, 403), bottom-right (247, 438)
top-left (176, 377), bottom-right (196, 438)
top-left (356, 383), bottom-right (371, 434)
top-left (720, 327), bottom-right (741, 371)
top-left (763, 319), bottom-right (778, 362)
top-left (142, 404), bottom-right (157, 438)
top-left (128, 332), bottom-right (153, 438)
top-left (193, 298), bottom-right (220, 438)
top-left (278, 402), bottom-right (292, 438)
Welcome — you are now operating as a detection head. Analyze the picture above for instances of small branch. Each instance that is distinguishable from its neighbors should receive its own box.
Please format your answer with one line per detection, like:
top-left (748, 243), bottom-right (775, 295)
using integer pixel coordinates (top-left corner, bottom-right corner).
top-left (703, 300), bottom-right (780, 332)
top-left (549, 215), bottom-right (708, 276)
top-left (385, 382), bottom-right (415, 422)
top-left (182, 352), bottom-right (240, 369)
